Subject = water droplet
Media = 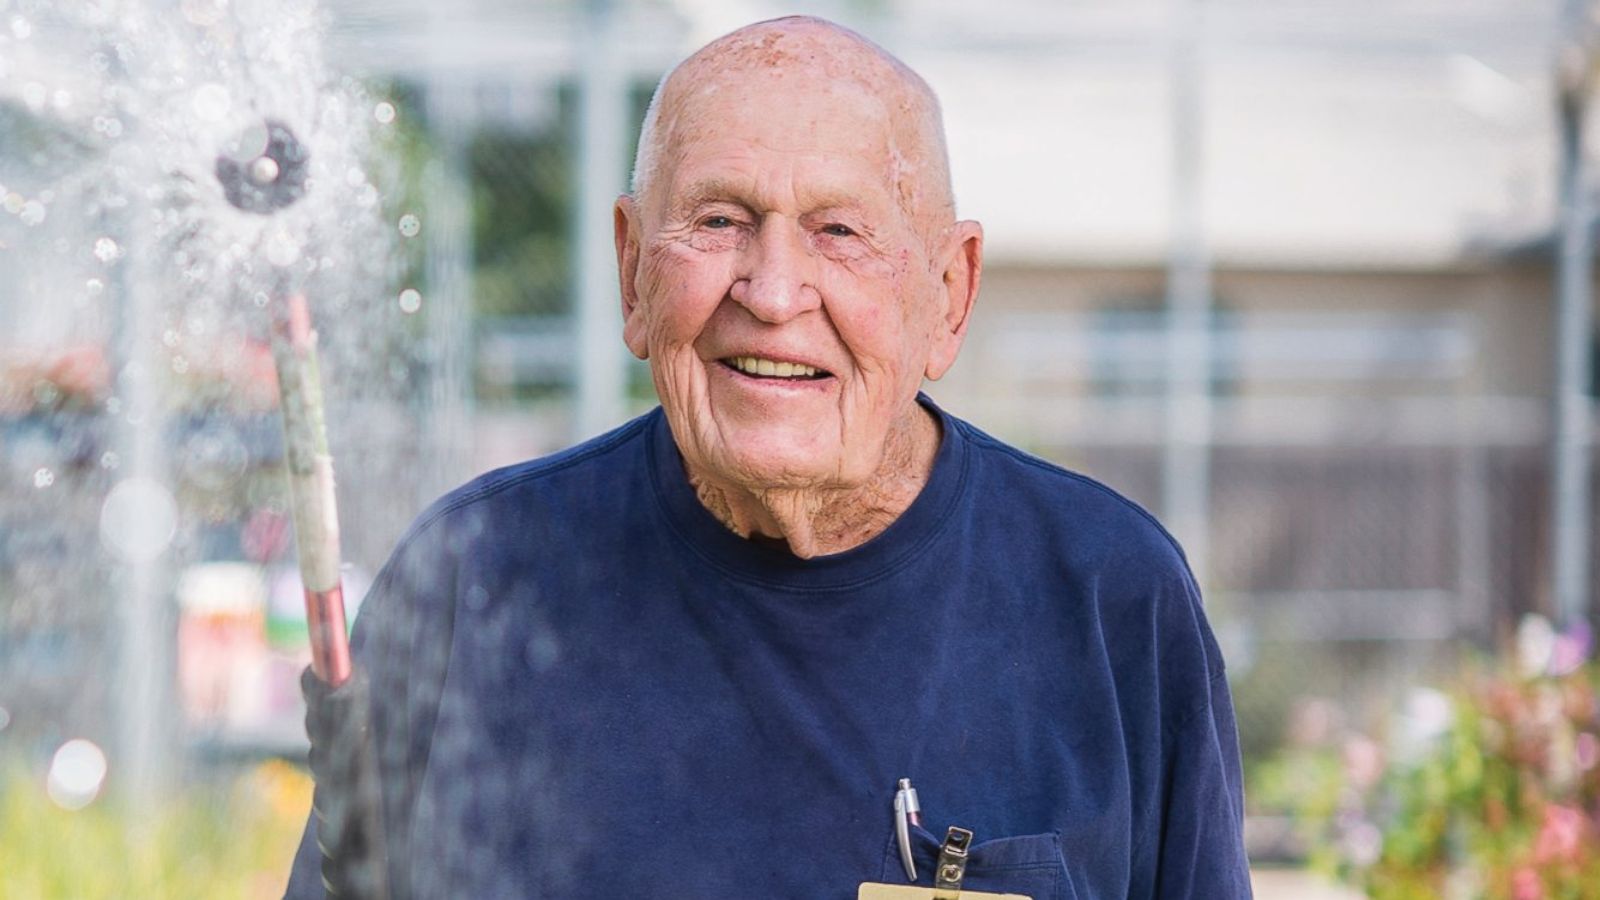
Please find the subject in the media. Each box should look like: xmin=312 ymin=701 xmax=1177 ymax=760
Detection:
xmin=33 ymin=467 xmax=54 ymax=489
xmin=398 ymin=288 xmax=422 ymax=314
xmin=264 ymin=229 xmax=301 ymax=267
xmin=181 ymin=428 xmax=247 ymax=490
xmin=3 ymin=193 xmax=22 ymax=214
xmin=86 ymin=278 xmax=104 ymax=296
xmin=52 ymin=89 xmax=72 ymax=111
xmin=22 ymin=82 xmax=46 ymax=111
xmin=11 ymin=16 xmax=32 ymax=40
xmin=19 ymin=200 xmax=45 ymax=226
xmin=100 ymin=477 xmax=179 ymax=563
xmin=47 ymin=739 xmax=108 ymax=811
xmin=90 ymin=52 xmax=110 ymax=74
xmin=93 ymin=237 xmax=121 ymax=262
xmin=356 ymin=184 xmax=379 ymax=208
xmin=373 ymin=101 xmax=397 ymax=125
xmin=252 ymin=291 xmax=269 ymax=308
xmin=104 ymin=118 xmax=124 ymax=138
xmin=526 ymin=632 xmax=560 ymax=671
xmin=171 ymin=355 xmax=189 ymax=375
xmin=248 ymin=156 xmax=280 ymax=185
xmin=100 ymin=451 xmax=120 ymax=470
xmin=397 ymin=213 xmax=420 ymax=238
xmin=162 ymin=329 xmax=180 ymax=348
xmin=192 ymin=83 xmax=232 ymax=122
xmin=180 ymin=0 xmax=227 ymax=26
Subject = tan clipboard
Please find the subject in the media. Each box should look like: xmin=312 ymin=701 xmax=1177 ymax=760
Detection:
xmin=858 ymin=883 xmax=1032 ymax=900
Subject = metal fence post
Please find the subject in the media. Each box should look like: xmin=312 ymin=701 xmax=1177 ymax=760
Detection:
xmin=573 ymin=0 xmax=631 ymax=440
xmin=1553 ymin=0 xmax=1596 ymax=630
xmin=1163 ymin=0 xmax=1215 ymax=590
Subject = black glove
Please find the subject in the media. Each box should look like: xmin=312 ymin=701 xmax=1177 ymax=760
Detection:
xmin=302 ymin=666 xmax=391 ymax=900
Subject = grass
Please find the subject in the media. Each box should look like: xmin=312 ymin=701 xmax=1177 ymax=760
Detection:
xmin=1 ymin=758 xmax=311 ymax=899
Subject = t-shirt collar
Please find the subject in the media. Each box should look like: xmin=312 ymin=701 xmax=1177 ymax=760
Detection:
xmin=647 ymin=392 xmax=969 ymax=591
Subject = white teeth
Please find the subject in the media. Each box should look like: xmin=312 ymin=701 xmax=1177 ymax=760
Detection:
xmin=730 ymin=356 xmax=819 ymax=378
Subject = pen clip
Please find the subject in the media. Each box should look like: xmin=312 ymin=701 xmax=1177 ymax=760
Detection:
xmin=893 ymin=777 xmax=921 ymax=881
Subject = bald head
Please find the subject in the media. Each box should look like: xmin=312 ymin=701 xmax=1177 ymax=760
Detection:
xmin=610 ymin=16 xmax=985 ymax=534
xmin=631 ymin=17 xmax=955 ymax=233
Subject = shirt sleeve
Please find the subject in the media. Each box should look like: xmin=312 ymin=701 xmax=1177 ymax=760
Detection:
xmin=1152 ymin=668 xmax=1253 ymax=898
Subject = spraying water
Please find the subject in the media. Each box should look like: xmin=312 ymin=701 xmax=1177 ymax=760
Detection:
xmin=0 ymin=0 xmax=418 ymax=831
xmin=2 ymin=0 xmax=391 ymax=320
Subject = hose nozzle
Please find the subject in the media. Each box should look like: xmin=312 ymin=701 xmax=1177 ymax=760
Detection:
xmin=215 ymin=118 xmax=309 ymax=214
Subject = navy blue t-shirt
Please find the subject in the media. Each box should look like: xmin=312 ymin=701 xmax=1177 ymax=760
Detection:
xmin=286 ymin=397 xmax=1251 ymax=898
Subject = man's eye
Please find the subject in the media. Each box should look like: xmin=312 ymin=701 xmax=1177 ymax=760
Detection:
xmin=821 ymin=223 xmax=855 ymax=237
xmin=702 ymin=215 xmax=734 ymax=229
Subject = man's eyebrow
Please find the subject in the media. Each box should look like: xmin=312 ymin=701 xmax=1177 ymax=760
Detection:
xmin=669 ymin=177 xmax=752 ymax=214
xmin=669 ymin=177 xmax=875 ymax=218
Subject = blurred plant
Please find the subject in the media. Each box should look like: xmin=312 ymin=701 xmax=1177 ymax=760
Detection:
xmin=0 ymin=757 xmax=310 ymax=898
xmin=1258 ymin=615 xmax=1600 ymax=899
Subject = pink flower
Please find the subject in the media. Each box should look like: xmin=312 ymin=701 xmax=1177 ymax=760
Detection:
xmin=1512 ymin=866 xmax=1543 ymax=900
xmin=1342 ymin=736 xmax=1384 ymax=790
xmin=1577 ymin=732 xmax=1600 ymax=771
xmin=1533 ymin=803 xmax=1589 ymax=865
xmin=1548 ymin=621 xmax=1593 ymax=676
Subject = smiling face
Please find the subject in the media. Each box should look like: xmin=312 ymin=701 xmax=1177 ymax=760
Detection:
xmin=616 ymin=27 xmax=981 ymax=498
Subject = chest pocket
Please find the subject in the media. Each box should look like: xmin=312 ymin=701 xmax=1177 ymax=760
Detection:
xmin=880 ymin=825 xmax=1075 ymax=900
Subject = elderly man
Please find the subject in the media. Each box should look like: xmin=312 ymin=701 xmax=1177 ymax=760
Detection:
xmin=287 ymin=16 xmax=1249 ymax=900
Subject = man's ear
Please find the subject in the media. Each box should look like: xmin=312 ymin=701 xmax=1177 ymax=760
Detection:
xmin=924 ymin=219 xmax=983 ymax=381
xmin=614 ymin=195 xmax=649 ymax=360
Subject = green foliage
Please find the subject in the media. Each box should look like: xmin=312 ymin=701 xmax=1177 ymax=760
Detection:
xmin=0 ymin=759 xmax=310 ymax=899
xmin=369 ymin=80 xmax=432 ymax=325
xmin=468 ymin=121 xmax=572 ymax=319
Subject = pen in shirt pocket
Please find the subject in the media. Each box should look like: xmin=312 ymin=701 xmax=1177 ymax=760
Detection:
xmin=894 ymin=777 xmax=922 ymax=880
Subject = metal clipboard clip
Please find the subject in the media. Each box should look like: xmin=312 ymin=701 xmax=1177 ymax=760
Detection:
xmin=932 ymin=826 xmax=973 ymax=900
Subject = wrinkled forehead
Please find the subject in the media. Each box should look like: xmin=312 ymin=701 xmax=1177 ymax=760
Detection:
xmin=649 ymin=41 xmax=937 ymax=225
xmin=665 ymin=71 xmax=894 ymax=163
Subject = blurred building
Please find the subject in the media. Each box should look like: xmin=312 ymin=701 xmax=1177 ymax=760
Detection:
xmin=0 ymin=0 xmax=1594 ymax=792
xmin=317 ymin=0 xmax=1597 ymax=754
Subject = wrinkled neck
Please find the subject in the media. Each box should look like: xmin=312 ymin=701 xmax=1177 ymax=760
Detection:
xmin=685 ymin=403 xmax=941 ymax=559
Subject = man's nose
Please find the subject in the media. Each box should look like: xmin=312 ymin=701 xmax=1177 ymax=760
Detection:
xmin=729 ymin=219 xmax=822 ymax=323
